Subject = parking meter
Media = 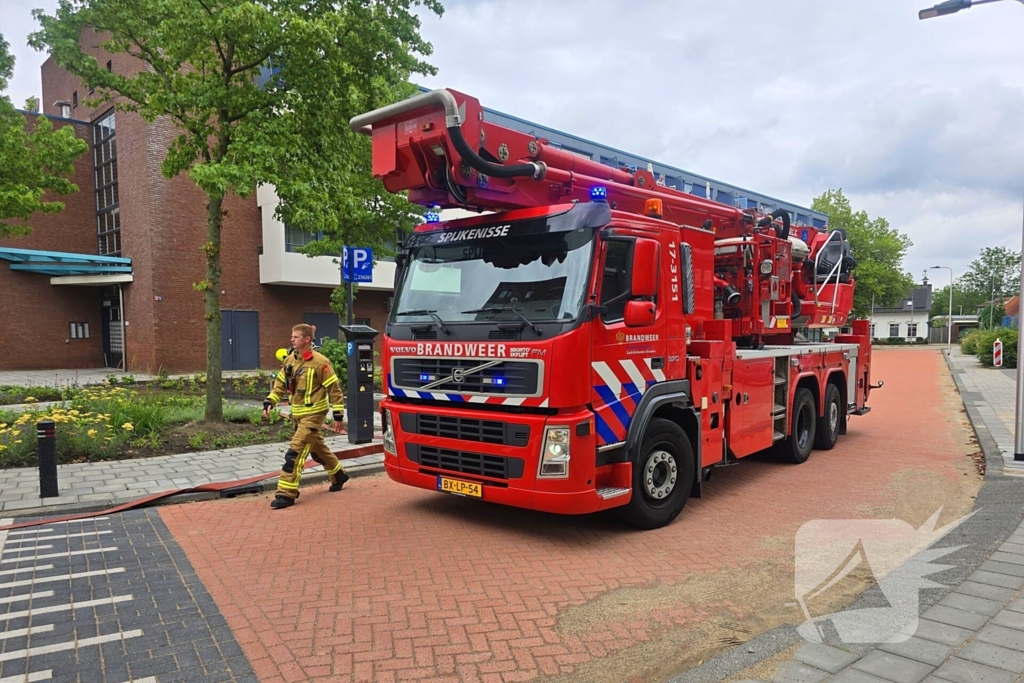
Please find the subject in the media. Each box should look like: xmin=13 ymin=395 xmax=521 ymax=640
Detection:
xmin=340 ymin=324 xmax=379 ymax=444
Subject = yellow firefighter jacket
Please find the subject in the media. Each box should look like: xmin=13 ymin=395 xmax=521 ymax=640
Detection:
xmin=266 ymin=349 xmax=344 ymax=418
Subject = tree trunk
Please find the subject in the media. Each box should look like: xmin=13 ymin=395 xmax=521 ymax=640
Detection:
xmin=204 ymin=192 xmax=225 ymax=422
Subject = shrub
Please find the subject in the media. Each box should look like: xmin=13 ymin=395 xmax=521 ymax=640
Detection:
xmin=319 ymin=337 xmax=348 ymax=386
xmin=961 ymin=330 xmax=980 ymax=355
xmin=0 ymin=385 xmax=68 ymax=406
xmin=975 ymin=328 xmax=1018 ymax=368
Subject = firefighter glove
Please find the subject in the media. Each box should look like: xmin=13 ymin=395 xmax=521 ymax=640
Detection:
xmin=333 ymin=411 xmax=344 ymax=423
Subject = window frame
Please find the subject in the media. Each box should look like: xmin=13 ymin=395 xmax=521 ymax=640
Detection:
xmin=597 ymin=237 xmax=636 ymax=324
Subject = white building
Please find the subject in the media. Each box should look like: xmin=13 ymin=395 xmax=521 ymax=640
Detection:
xmin=866 ymin=281 xmax=933 ymax=341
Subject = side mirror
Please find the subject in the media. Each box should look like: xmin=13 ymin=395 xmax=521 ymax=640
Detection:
xmin=631 ymin=238 xmax=659 ymax=298
xmin=624 ymin=300 xmax=656 ymax=327
xmin=393 ymin=252 xmax=408 ymax=291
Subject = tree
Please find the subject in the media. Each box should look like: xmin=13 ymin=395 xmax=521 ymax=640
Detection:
xmin=32 ymin=0 xmax=442 ymax=420
xmin=0 ymin=33 xmax=87 ymax=239
xmin=959 ymin=246 xmax=1020 ymax=306
xmin=811 ymin=189 xmax=914 ymax=318
xmin=928 ymin=284 xmax=985 ymax=320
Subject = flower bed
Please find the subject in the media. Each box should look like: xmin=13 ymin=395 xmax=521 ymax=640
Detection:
xmin=0 ymin=385 xmax=292 ymax=468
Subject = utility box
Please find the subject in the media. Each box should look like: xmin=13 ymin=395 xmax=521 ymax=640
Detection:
xmin=340 ymin=324 xmax=379 ymax=444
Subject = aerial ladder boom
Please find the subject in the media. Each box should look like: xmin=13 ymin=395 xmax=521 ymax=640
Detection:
xmin=351 ymin=88 xmax=857 ymax=338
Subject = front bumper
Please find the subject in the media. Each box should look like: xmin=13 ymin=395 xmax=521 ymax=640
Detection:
xmin=382 ymin=399 xmax=631 ymax=515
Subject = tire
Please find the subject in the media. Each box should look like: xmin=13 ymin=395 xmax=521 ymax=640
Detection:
xmin=814 ymin=383 xmax=841 ymax=450
xmin=621 ymin=418 xmax=696 ymax=530
xmin=777 ymin=387 xmax=816 ymax=464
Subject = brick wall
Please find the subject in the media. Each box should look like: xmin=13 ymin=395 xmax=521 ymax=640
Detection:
xmin=0 ymin=116 xmax=103 ymax=370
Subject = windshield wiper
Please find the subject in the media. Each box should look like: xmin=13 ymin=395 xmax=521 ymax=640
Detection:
xmin=461 ymin=305 xmax=543 ymax=336
xmin=395 ymin=309 xmax=451 ymax=336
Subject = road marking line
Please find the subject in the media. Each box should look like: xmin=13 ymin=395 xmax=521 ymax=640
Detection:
xmin=0 ymin=670 xmax=53 ymax=683
xmin=6 ymin=531 xmax=113 ymax=544
xmin=118 ymin=678 xmax=158 ymax=683
xmin=0 ymin=565 xmax=54 ymax=578
xmin=0 ymin=567 xmax=125 ymax=589
xmin=6 ymin=529 xmax=54 ymax=536
xmin=0 ymin=629 xmax=143 ymax=663
xmin=2 ymin=545 xmax=54 ymax=554
xmin=0 ymin=594 xmax=133 ymax=623
xmin=0 ymin=624 xmax=55 ymax=641
xmin=1 ymin=547 xmax=117 ymax=564
xmin=0 ymin=590 xmax=55 ymax=606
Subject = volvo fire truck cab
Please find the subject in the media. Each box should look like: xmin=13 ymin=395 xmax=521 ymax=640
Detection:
xmin=356 ymin=89 xmax=875 ymax=529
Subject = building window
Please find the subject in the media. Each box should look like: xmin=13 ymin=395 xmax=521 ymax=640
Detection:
xmin=106 ymin=60 xmax=112 ymax=72
xmin=70 ymin=322 xmax=90 ymax=339
xmin=907 ymin=323 xmax=918 ymax=338
xmin=889 ymin=323 xmax=900 ymax=337
xmin=93 ymin=111 xmax=121 ymax=255
xmin=284 ymin=224 xmax=321 ymax=252
xmin=72 ymin=91 xmax=78 ymax=108
xmin=355 ymin=317 xmax=371 ymax=326
xmin=869 ymin=324 xmax=876 ymax=338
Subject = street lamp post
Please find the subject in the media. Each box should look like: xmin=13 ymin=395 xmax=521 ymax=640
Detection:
xmin=919 ymin=0 xmax=1024 ymax=20
xmin=929 ymin=266 xmax=954 ymax=350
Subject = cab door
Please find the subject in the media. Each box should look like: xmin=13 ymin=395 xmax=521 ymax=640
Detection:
xmin=590 ymin=231 xmax=668 ymax=448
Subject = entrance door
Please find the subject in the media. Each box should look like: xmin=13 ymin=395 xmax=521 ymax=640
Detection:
xmin=101 ymin=289 xmax=123 ymax=369
xmin=221 ymin=310 xmax=260 ymax=370
xmin=304 ymin=312 xmax=340 ymax=347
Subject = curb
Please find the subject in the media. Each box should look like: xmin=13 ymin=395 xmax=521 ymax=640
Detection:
xmin=3 ymin=458 xmax=385 ymax=519
xmin=669 ymin=348 xmax=1024 ymax=683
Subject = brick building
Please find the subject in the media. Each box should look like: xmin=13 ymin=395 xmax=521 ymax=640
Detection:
xmin=1 ymin=42 xmax=824 ymax=374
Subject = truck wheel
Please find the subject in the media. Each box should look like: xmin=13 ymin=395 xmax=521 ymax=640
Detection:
xmin=778 ymin=387 xmax=816 ymax=464
xmin=621 ymin=418 xmax=695 ymax=530
xmin=814 ymin=384 xmax=841 ymax=450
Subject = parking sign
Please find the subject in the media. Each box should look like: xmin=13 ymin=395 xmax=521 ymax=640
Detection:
xmin=343 ymin=247 xmax=373 ymax=283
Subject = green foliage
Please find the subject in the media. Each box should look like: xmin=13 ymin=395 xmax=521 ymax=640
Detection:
xmin=30 ymin=0 xmax=442 ymax=421
xmin=811 ymin=189 xmax=914 ymax=318
xmin=973 ymin=328 xmax=1018 ymax=368
xmin=929 ymin=248 xmax=1021 ymax=320
xmin=319 ymin=337 xmax=348 ymax=386
xmin=0 ymin=32 xmax=88 ymax=238
xmin=961 ymin=330 xmax=980 ymax=355
xmin=0 ymin=385 xmax=73 ymax=406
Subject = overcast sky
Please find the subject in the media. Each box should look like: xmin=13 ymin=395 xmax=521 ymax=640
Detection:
xmin=4 ymin=0 xmax=1024 ymax=285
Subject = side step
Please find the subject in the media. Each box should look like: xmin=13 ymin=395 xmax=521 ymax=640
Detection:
xmin=850 ymin=406 xmax=872 ymax=416
xmin=597 ymin=487 xmax=630 ymax=500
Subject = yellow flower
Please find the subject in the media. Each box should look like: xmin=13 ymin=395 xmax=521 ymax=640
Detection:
xmin=0 ymin=445 xmax=5 ymax=452
xmin=104 ymin=436 xmax=113 ymax=442
xmin=121 ymin=422 xmax=134 ymax=431
xmin=0 ymin=423 xmax=6 ymax=429
xmin=87 ymin=429 xmax=98 ymax=438
xmin=14 ymin=440 xmax=21 ymax=444
xmin=11 ymin=430 xmax=20 ymax=437
xmin=68 ymin=410 xmax=79 ymax=415
xmin=23 ymin=396 xmax=37 ymax=403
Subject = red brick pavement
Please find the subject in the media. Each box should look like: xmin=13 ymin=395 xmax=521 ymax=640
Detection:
xmin=160 ymin=347 xmax=978 ymax=683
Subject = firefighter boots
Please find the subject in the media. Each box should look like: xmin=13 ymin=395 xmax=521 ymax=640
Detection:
xmin=329 ymin=470 xmax=350 ymax=492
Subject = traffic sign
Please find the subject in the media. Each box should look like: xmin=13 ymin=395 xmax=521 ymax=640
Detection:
xmin=995 ymin=338 xmax=1004 ymax=367
xmin=343 ymin=247 xmax=373 ymax=283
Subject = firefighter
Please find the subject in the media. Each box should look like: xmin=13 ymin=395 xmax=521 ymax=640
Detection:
xmin=263 ymin=324 xmax=348 ymax=509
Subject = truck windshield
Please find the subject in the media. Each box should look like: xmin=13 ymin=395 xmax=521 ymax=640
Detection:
xmin=392 ymin=227 xmax=594 ymax=324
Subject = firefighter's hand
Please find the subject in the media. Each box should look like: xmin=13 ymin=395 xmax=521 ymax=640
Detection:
xmin=331 ymin=415 xmax=345 ymax=433
xmin=262 ymin=401 xmax=272 ymax=421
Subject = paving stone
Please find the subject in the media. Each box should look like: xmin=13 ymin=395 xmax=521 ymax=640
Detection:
xmin=996 ymin=542 xmax=1024 ymax=555
xmin=1005 ymin=598 xmax=1024 ymax=614
xmin=771 ymin=661 xmax=830 ymax=683
xmin=989 ymin=552 xmax=1024 ymax=566
xmin=912 ymin=619 xmax=975 ymax=647
xmin=933 ymin=657 xmax=1018 ymax=683
xmin=980 ymin=561 xmax=1024 ymax=578
xmin=922 ymin=605 xmax=991 ymax=631
xmin=878 ymin=637 xmax=954 ymax=666
xmin=970 ymin=571 xmax=1024 ymax=590
xmin=956 ymin=582 xmax=1019 ymax=602
xmin=851 ymin=650 xmax=935 ymax=683
xmin=990 ymin=609 xmax=1024 ymax=631
xmin=828 ymin=670 xmax=892 ymax=683
xmin=958 ymin=640 xmax=1024 ymax=674
xmin=939 ymin=593 xmax=1005 ymax=616
xmin=794 ymin=643 xmax=860 ymax=673
xmin=978 ymin=624 xmax=1024 ymax=652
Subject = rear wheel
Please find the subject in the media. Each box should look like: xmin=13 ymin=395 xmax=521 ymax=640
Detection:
xmin=777 ymin=387 xmax=816 ymax=464
xmin=621 ymin=418 xmax=696 ymax=530
xmin=814 ymin=383 xmax=842 ymax=450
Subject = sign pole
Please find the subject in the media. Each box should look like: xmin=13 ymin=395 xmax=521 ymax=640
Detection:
xmin=1014 ymin=189 xmax=1024 ymax=460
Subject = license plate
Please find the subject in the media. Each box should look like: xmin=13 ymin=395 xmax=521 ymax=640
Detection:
xmin=437 ymin=476 xmax=482 ymax=498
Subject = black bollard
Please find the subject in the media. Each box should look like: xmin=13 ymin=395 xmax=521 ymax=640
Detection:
xmin=37 ymin=420 xmax=58 ymax=498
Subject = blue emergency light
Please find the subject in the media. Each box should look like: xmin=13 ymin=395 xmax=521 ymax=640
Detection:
xmin=420 ymin=374 xmax=432 ymax=382
xmin=590 ymin=186 xmax=608 ymax=202
xmin=424 ymin=212 xmax=440 ymax=223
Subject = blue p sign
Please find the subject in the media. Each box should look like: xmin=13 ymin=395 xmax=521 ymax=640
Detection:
xmin=343 ymin=247 xmax=374 ymax=283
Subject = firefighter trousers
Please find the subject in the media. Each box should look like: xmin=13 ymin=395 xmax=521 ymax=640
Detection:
xmin=276 ymin=412 xmax=346 ymax=500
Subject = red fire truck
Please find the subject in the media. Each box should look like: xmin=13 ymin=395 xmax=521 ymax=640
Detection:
xmin=350 ymin=89 xmax=878 ymax=529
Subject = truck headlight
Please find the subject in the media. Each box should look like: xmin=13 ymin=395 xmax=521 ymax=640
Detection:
xmin=383 ymin=409 xmax=396 ymax=455
xmin=539 ymin=427 xmax=570 ymax=477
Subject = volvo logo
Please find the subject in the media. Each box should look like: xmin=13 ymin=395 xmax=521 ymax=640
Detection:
xmin=452 ymin=368 xmax=466 ymax=383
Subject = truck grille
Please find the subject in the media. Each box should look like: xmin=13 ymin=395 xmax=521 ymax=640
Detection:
xmin=392 ymin=358 xmax=540 ymax=396
xmin=407 ymin=445 xmax=525 ymax=480
xmin=399 ymin=413 xmax=530 ymax=446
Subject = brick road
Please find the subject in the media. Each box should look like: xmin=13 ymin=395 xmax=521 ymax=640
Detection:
xmin=159 ymin=347 xmax=980 ymax=683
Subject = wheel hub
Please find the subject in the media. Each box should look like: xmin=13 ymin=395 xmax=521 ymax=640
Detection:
xmin=830 ymin=401 xmax=839 ymax=433
xmin=643 ymin=449 xmax=677 ymax=500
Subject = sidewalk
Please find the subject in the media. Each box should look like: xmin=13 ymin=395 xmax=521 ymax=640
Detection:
xmin=0 ymin=367 xmax=258 ymax=388
xmin=672 ymin=347 xmax=1024 ymax=683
